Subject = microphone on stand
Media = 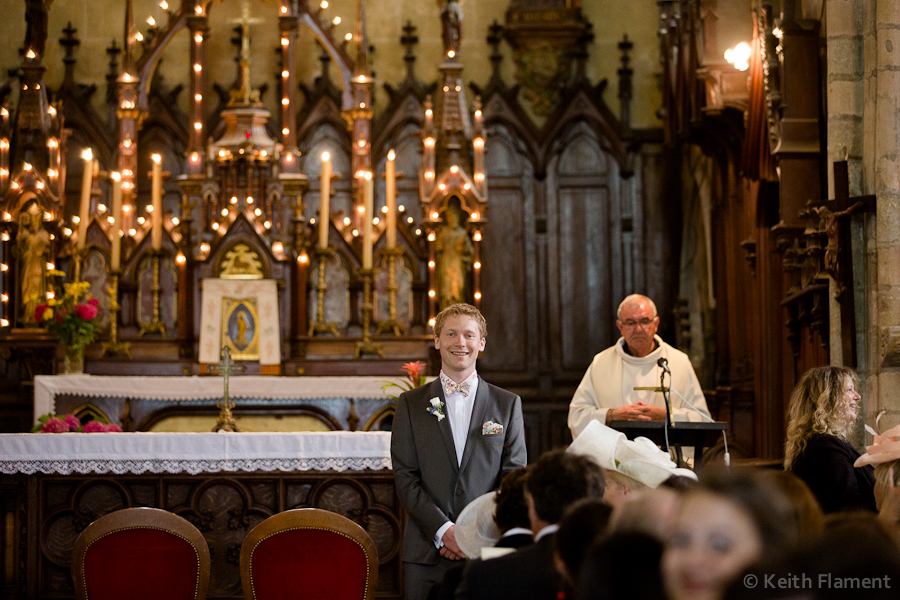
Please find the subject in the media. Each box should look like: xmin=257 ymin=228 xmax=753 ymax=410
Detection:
xmin=657 ymin=357 xmax=675 ymax=429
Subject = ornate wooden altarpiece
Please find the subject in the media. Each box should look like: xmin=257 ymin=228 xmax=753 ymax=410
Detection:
xmin=0 ymin=1 xmax=689 ymax=597
xmin=0 ymin=0 xmax=663 ymax=455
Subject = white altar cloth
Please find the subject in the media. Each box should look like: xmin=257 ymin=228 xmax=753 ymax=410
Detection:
xmin=0 ymin=431 xmax=392 ymax=475
xmin=34 ymin=375 xmax=392 ymax=422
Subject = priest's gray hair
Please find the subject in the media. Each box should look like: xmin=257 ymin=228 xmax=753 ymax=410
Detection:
xmin=616 ymin=294 xmax=658 ymax=321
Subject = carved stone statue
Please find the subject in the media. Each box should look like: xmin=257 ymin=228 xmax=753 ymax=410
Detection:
xmin=17 ymin=204 xmax=50 ymax=325
xmin=435 ymin=200 xmax=473 ymax=309
xmin=441 ymin=0 xmax=463 ymax=55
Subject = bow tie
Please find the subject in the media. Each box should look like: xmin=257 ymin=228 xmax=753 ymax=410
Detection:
xmin=441 ymin=374 xmax=471 ymax=397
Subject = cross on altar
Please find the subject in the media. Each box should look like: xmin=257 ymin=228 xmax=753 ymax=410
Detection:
xmin=815 ymin=161 xmax=876 ymax=367
xmin=209 ymin=346 xmax=246 ymax=432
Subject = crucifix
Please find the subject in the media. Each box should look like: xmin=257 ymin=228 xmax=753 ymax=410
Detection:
xmin=813 ymin=161 xmax=876 ymax=367
xmin=229 ymin=0 xmax=263 ymax=106
xmin=209 ymin=346 xmax=246 ymax=432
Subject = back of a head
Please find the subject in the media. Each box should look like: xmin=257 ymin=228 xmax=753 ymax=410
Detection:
xmin=554 ymin=498 xmax=614 ymax=585
xmin=527 ymin=449 xmax=606 ymax=525
xmin=613 ymin=487 xmax=683 ymax=541
xmin=494 ymin=466 xmax=530 ymax=532
xmin=764 ymin=470 xmax=824 ymax=546
xmin=579 ymin=531 xmax=666 ymax=600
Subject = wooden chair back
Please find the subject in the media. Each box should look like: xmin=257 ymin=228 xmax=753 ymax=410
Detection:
xmin=240 ymin=508 xmax=378 ymax=600
xmin=72 ymin=507 xmax=210 ymax=600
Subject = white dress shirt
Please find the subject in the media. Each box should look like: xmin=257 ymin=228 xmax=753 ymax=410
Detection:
xmin=433 ymin=370 xmax=480 ymax=549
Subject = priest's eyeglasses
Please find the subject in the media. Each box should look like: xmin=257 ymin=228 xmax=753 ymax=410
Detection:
xmin=621 ymin=318 xmax=656 ymax=329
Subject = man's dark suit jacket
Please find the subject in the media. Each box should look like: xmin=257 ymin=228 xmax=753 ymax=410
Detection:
xmin=454 ymin=534 xmax=561 ymax=600
xmin=391 ymin=376 xmax=527 ymax=565
xmin=426 ymin=533 xmax=535 ymax=600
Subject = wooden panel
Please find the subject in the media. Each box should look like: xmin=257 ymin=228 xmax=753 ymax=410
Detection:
xmin=479 ymin=189 xmax=528 ymax=372
xmin=2 ymin=471 xmax=402 ymax=600
xmin=558 ymin=186 xmax=612 ymax=371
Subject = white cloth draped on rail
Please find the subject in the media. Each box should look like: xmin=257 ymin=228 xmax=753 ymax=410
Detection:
xmin=33 ymin=375 xmax=392 ymax=419
xmin=0 ymin=431 xmax=392 ymax=475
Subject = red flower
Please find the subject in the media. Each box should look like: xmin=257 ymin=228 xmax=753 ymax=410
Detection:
xmin=75 ymin=303 xmax=98 ymax=320
xmin=87 ymin=297 xmax=100 ymax=307
xmin=41 ymin=417 xmax=69 ymax=433
xmin=401 ymin=361 xmax=426 ymax=385
xmin=82 ymin=420 xmax=106 ymax=433
xmin=64 ymin=414 xmax=81 ymax=431
xmin=35 ymin=304 xmax=47 ymax=322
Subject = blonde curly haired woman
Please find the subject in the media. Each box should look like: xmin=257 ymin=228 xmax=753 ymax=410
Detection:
xmin=784 ymin=366 xmax=875 ymax=513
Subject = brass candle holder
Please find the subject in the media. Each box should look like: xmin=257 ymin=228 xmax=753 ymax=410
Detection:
xmin=354 ymin=268 xmax=384 ymax=358
xmin=101 ymin=270 xmax=132 ymax=357
xmin=376 ymin=247 xmax=406 ymax=336
xmin=139 ymin=250 xmax=167 ymax=336
xmin=308 ymin=246 xmax=340 ymax=336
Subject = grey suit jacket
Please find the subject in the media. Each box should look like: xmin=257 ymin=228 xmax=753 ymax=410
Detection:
xmin=391 ymin=376 xmax=527 ymax=565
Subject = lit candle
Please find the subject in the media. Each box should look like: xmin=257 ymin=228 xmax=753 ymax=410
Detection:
xmin=318 ymin=151 xmax=331 ymax=249
xmin=363 ymin=171 xmax=373 ymax=269
xmin=150 ymin=154 xmax=163 ymax=250
xmin=77 ymin=149 xmax=93 ymax=250
xmin=386 ymin=149 xmax=397 ymax=249
xmin=110 ymin=172 xmax=122 ymax=270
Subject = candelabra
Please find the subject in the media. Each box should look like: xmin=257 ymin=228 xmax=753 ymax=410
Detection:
xmin=101 ymin=271 xmax=132 ymax=357
xmin=354 ymin=268 xmax=384 ymax=358
xmin=139 ymin=250 xmax=167 ymax=336
xmin=376 ymin=247 xmax=406 ymax=336
xmin=308 ymin=246 xmax=340 ymax=336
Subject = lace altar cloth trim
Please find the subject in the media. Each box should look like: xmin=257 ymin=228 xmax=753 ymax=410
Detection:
xmin=0 ymin=431 xmax=393 ymax=475
xmin=34 ymin=375 xmax=393 ymax=420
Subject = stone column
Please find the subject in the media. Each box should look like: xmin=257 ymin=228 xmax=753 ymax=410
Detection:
xmin=867 ymin=0 xmax=900 ymax=428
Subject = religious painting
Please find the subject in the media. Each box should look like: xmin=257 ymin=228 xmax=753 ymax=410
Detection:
xmin=199 ymin=278 xmax=280 ymax=366
xmin=221 ymin=297 xmax=259 ymax=360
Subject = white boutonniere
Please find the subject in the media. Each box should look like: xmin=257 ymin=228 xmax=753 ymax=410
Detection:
xmin=427 ymin=397 xmax=446 ymax=421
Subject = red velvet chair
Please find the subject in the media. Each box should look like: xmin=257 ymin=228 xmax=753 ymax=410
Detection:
xmin=240 ymin=508 xmax=379 ymax=600
xmin=71 ymin=507 xmax=210 ymax=600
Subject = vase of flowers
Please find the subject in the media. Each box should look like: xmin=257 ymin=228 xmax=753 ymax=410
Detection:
xmin=33 ymin=273 xmax=102 ymax=374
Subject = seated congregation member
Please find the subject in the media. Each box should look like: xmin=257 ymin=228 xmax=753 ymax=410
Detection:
xmin=552 ymin=498 xmax=613 ymax=596
xmin=724 ymin=512 xmax=900 ymax=600
xmin=426 ymin=467 xmax=532 ymax=600
xmin=568 ymin=294 xmax=709 ymax=437
xmin=854 ymin=423 xmax=900 ymax=531
xmin=490 ymin=466 xmax=534 ymax=550
xmin=784 ymin=366 xmax=876 ymax=513
xmin=662 ymin=467 xmax=807 ymax=600
xmin=566 ymin=419 xmax=697 ymax=511
xmin=578 ymin=532 xmax=666 ymax=600
xmin=455 ymin=449 xmax=606 ymax=600
xmin=391 ymin=303 xmax=527 ymax=600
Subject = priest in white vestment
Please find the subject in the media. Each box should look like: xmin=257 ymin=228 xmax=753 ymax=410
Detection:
xmin=568 ymin=294 xmax=710 ymax=437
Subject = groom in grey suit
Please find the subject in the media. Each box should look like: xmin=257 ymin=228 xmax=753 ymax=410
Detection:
xmin=391 ymin=303 xmax=527 ymax=599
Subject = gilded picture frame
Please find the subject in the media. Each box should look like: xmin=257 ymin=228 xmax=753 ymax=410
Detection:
xmin=221 ymin=297 xmax=260 ymax=360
